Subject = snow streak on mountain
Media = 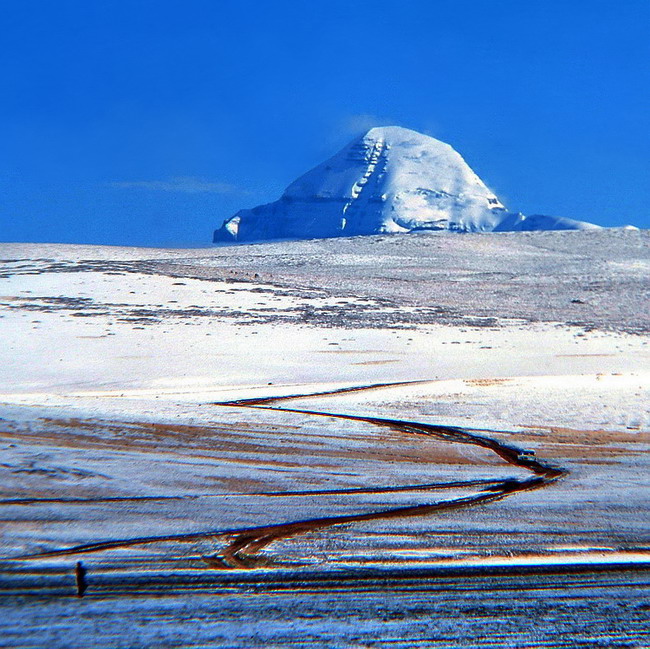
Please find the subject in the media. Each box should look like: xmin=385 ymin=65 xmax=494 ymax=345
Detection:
xmin=214 ymin=126 xmax=599 ymax=243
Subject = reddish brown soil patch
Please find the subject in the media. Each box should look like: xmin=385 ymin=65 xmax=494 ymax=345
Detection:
xmin=465 ymin=378 xmax=511 ymax=387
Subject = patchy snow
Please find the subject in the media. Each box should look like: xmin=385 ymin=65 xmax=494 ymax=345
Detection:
xmin=0 ymin=231 xmax=647 ymax=644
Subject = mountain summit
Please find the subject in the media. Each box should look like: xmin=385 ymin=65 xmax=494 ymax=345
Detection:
xmin=214 ymin=126 xmax=598 ymax=242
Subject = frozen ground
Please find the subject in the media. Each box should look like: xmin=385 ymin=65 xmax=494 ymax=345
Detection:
xmin=0 ymin=229 xmax=648 ymax=647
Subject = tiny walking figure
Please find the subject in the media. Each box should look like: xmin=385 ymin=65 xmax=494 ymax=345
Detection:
xmin=75 ymin=561 xmax=87 ymax=597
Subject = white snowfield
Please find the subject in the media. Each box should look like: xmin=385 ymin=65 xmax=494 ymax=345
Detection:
xmin=0 ymin=231 xmax=649 ymax=648
xmin=214 ymin=126 xmax=599 ymax=242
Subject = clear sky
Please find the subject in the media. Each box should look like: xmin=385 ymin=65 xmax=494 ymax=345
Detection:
xmin=2 ymin=0 xmax=649 ymax=246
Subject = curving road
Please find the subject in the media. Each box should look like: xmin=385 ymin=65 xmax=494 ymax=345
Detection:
xmin=14 ymin=382 xmax=567 ymax=569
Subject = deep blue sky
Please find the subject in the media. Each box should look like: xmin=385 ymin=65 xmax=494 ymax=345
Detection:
xmin=2 ymin=0 xmax=649 ymax=246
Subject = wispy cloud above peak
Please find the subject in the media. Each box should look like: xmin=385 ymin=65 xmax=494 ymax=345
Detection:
xmin=340 ymin=114 xmax=398 ymax=136
xmin=109 ymin=176 xmax=239 ymax=194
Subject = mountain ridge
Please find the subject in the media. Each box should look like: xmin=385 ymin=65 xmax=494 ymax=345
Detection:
xmin=214 ymin=126 xmax=599 ymax=243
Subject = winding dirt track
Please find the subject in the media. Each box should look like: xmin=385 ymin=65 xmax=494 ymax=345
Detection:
xmin=13 ymin=383 xmax=567 ymax=568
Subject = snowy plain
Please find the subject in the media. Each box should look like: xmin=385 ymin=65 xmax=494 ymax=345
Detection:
xmin=0 ymin=229 xmax=648 ymax=647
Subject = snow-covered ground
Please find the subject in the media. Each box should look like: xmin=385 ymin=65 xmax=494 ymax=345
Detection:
xmin=1 ymin=229 xmax=648 ymax=646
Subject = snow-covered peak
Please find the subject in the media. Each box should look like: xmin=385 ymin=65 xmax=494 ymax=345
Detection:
xmin=214 ymin=126 xmax=598 ymax=242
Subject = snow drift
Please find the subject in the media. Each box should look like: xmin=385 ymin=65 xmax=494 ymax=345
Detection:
xmin=214 ymin=126 xmax=599 ymax=243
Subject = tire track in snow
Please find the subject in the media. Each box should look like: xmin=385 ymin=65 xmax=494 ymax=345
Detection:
xmin=0 ymin=478 xmax=503 ymax=507
xmin=11 ymin=381 xmax=566 ymax=567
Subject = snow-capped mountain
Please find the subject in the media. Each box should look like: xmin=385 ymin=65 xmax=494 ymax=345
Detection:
xmin=214 ymin=126 xmax=599 ymax=242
